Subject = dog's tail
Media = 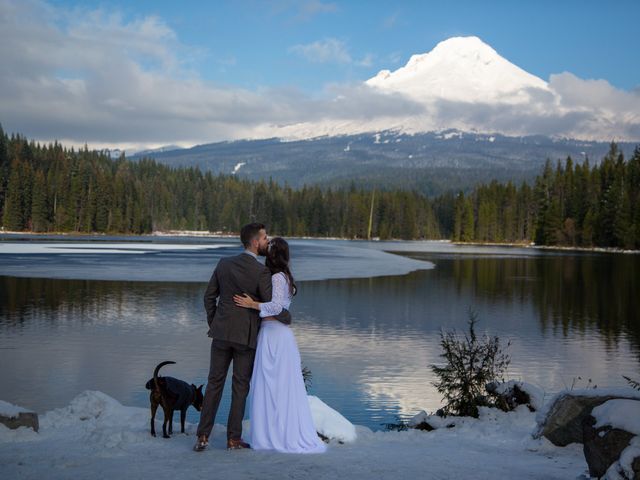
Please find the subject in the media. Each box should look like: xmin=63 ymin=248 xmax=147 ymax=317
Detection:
xmin=151 ymin=361 xmax=176 ymax=391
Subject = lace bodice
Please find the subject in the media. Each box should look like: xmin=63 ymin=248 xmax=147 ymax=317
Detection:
xmin=258 ymin=272 xmax=292 ymax=317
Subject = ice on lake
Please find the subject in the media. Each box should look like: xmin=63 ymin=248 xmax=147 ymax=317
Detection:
xmin=0 ymin=237 xmax=435 ymax=282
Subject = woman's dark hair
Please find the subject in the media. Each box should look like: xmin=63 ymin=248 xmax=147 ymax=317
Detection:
xmin=265 ymin=237 xmax=297 ymax=296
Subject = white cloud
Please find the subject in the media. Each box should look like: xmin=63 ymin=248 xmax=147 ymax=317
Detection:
xmin=288 ymin=38 xmax=352 ymax=64
xmin=356 ymin=53 xmax=375 ymax=67
xmin=0 ymin=1 xmax=420 ymax=149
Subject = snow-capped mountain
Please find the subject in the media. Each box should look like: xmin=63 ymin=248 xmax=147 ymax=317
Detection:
xmin=365 ymin=36 xmax=549 ymax=105
xmin=273 ymin=36 xmax=637 ymax=142
xmin=130 ymin=36 xmax=638 ymax=193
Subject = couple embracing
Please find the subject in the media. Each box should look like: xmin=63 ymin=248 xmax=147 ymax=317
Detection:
xmin=193 ymin=223 xmax=326 ymax=454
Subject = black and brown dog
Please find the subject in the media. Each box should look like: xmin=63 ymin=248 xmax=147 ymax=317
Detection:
xmin=145 ymin=361 xmax=204 ymax=438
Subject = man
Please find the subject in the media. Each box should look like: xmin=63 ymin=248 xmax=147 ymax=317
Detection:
xmin=194 ymin=223 xmax=291 ymax=451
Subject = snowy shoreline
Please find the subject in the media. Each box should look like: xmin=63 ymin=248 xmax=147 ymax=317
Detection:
xmin=0 ymin=390 xmax=587 ymax=479
xmin=452 ymin=240 xmax=640 ymax=255
xmin=2 ymin=230 xmax=638 ymax=254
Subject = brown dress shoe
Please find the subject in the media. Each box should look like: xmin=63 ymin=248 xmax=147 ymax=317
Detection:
xmin=193 ymin=435 xmax=209 ymax=452
xmin=227 ymin=438 xmax=250 ymax=450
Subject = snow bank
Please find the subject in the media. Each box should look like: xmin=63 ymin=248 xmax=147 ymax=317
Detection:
xmin=0 ymin=390 xmax=587 ymax=479
xmin=593 ymin=399 xmax=640 ymax=436
xmin=308 ymin=395 xmax=357 ymax=443
xmin=0 ymin=400 xmax=30 ymax=419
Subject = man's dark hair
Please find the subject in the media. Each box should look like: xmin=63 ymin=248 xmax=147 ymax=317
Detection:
xmin=240 ymin=223 xmax=266 ymax=248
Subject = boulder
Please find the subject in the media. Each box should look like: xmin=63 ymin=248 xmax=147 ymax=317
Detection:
xmin=588 ymin=398 xmax=640 ymax=479
xmin=0 ymin=412 xmax=39 ymax=432
xmin=534 ymin=393 xmax=638 ymax=447
xmin=600 ymin=440 xmax=640 ymax=480
xmin=582 ymin=415 xmax=635 ymax=478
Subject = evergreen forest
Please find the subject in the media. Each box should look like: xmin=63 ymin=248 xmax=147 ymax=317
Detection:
xmin=1 ymin=125 xmax=639 ymax=249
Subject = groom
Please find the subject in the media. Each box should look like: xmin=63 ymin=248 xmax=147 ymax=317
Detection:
xmin=194 ymin=223 xmax=291 ymax=451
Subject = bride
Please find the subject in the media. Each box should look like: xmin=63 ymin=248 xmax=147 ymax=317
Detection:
xmin=233 ymin=237 xmax=327 ymax=454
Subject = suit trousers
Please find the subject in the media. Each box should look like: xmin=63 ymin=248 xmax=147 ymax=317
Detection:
xmin=196 ymin=339 xmax=256 ymax=440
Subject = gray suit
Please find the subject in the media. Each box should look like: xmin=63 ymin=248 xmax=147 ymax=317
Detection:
xmin=197 ymin=252 xmax=291 ymax=440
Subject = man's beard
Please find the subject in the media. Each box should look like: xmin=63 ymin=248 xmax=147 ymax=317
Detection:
xmin=258 ymin=244 xmax=268 ymax=256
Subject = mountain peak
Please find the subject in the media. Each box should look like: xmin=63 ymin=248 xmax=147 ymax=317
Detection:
xmin=406 ymin=36 xmax=498 ymax=67
xmin=366 ymin=36 xmax=548 ymax=104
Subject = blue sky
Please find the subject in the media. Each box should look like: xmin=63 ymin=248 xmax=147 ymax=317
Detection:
xmin=1 ymin=0 xmax=639 ymax=147
xmin=49 ymin=0 xmax=639 ymax=92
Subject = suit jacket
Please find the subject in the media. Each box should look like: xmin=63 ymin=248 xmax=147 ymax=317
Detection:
xmin=204 ymin=253 xmax=291 ymax=349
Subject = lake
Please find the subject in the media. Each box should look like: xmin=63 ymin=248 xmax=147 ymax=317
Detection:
xmin=0 ymin=235 xmax=638 ymax=430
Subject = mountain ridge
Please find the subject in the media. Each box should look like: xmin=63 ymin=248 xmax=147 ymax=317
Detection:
xmin=131 ymin=129 xmax=637 ymax=196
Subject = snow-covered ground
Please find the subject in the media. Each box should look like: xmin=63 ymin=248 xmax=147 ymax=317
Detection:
xmin=0 ymin=390 xmax=587 ymax=479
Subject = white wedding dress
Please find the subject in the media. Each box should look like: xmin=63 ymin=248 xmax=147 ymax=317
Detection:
xmin=249 ymin=272 xmax=327 ymax=454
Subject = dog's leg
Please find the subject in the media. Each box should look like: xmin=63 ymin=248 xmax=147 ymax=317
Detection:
xmin=162 ymin=405 xmax=171 ymax=438
xmin=168 ymin=408 xmax=174 ymax=435
xmin=180 ymin=408 xmax=187 ymax=434
xmin=150 ymin=395 xmax=158 ymax=437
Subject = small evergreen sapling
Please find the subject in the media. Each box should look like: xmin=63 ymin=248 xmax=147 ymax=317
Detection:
xmin=431 ymin=312 xmax=511 ymax=418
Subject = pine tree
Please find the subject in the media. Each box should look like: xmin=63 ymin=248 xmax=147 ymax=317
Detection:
xmin=461 ymin=197 xmax=475 ymax=242
xmin=31 ymin=170 xmax=48 ymax=232
xmin=2 ymin=161 xmax=24 ymax=230
xmin=613 ymin=189 xmax=633 ymax=249
xmin=431 ymin=313 xmax=511 ymax=418
xmin=452 ymin=192 xmax=465 ymax=241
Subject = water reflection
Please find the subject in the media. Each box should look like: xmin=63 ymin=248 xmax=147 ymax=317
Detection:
xmin=0 ymin=250 xmax=638 ymax=429
xmin=400 ymin=252 xmax=640 ymax=349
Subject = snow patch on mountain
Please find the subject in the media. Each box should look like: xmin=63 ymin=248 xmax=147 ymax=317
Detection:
xmin=232 ymin=162 xmax=246 ymax=174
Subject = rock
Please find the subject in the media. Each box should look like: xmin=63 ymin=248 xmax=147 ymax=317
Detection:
xmin=0 ymin=412 xmax=39 ymax=432
xmin=582 ymin=415 xmax=635 ymax=478
xmin=534 ymin=393 xmax=638 ymax=447
xmin=408 ymin=410 xmax=456 ymax=431
xmin=487 ymin=381 xmax=536 ymax=412
xmin=412 ymin=420 xmax=436 ymax=432
xmin=488 ymin=380 xmax=545 ymax=412
xmin=601 ymin=440 xmax=640 ymax=480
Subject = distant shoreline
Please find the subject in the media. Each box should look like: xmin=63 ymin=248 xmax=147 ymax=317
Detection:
xmin=1 ymin=229 xmax=638 ymax=254
xmin=450 ymin=240 xmax=640 ymax=254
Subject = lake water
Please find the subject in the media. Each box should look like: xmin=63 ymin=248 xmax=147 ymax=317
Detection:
xmin=0 ymin=235 xmax=638 ymax=431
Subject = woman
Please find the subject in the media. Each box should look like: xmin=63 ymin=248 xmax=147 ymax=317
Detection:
xmin=233 ymin=237 xmax=327 ymax=454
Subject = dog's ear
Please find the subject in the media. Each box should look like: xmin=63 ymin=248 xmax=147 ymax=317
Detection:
xmin=198 ymin=384 xmax=204 ymax=390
